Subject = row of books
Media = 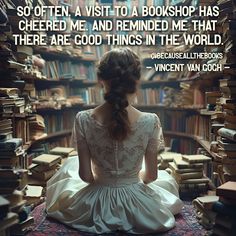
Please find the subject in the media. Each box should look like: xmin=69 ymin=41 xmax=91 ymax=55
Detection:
xmin=41 ymin=60 xmax=96 ymax=81
xmin=70 ymin=87 xmax=104 ymax=105
xmin=163 ymin=112 xmax=211 ymax=140
xmin=43 ymin=110 xmax=77 ymax=134
xmin=34 ymin=86 xmax=83 ymax=110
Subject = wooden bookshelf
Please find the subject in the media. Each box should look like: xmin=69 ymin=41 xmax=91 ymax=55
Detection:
xmin=33 ymin=47 xmax=97 ymax=62
xmin=36 ymin=104 xmax=84 ymax=113
xmin=164 ymin=131 xmax=218 ymax=159
xmin=24 ymin=129 xmax=72 ymax=151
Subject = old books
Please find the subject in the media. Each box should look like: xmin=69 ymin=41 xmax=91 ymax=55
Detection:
xmin=0 ymin=196 xmax=10 ymax=220
xmin=158 ymin=152 xmax=182 ymax=169
xmin=30 ymin=153 xmax=61 ymax=186
xmin=49 ymin=146 xmax=75 ymax=158
xmin=192 ymin=195 xmax=219 ymax=229
xmin=24 ymin=185 xmax=43 ymax=206
xmin=211 ymin=180 xmax=236 ymax=235
xmin=32 ymin=154 xmax=61 ymax=167
xmin=170 ymin=154 xmax=211 ymax=196
xmin=216 ymin=181 xmax=236 ymax=198
xmin=182 ymin=154 xmax=212 ymax=163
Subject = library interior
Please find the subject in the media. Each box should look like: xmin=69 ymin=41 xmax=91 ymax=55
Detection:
xmin=0 ymin=0 xmax=236 ymax=235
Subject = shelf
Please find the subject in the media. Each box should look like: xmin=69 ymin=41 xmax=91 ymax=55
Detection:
xmin=141 ymin=72 xmax=222 ymax=88
xmin=36 ymin=103 xmax=84 ymax=113
xmin=163 ymin=131 xmax=217 ymax=159
xmin=19 ymin=74 xmax=97 ymax=88
xmin=135 ymin=104 xmax=201 ymax=112
xmin=200 ymin=109 xmax=215 ymax=116
xmin=163 ymin=131 xmax=194 ymax=139
xmin=24 ymin=130 xmax=72 ymax=150
xmin=140 ymin=80 xmax=180 ymax=88
xmin=34 ymin=47 xmax=97 ymax=62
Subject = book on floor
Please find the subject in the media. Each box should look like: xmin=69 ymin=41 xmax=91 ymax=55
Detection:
xmin=173 ymin=156 xmax=204 ymax=169
xmin=32 ymin=154 xmax=61 ymax=167
xmin=182 ymin=155 xmax=212 ymax=163
xmin=0 ymin=212 xmax=18 ymax=231
xmin=216 ymin=181 xmax=236 ymax=199
xmin=0 ymin=196 xmax=10 ymax=220
xmin=49 ymin=147 xmax=75 ymax=157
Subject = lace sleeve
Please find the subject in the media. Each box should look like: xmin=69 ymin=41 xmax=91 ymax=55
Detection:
xmin=71 ymin=112 xmax=88 ymax=151
xmin=146 ymin=114 xmax=165 ymax=154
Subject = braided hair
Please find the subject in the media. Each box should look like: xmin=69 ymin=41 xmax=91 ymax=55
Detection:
xmin=97 ymin=47 xmax=141 ymax=141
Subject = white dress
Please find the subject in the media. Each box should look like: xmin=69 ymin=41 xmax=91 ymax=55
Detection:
xmin=46 ymin=109 xmax=183 ymax=234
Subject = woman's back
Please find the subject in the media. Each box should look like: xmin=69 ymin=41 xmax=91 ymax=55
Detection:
xmin=73 ymin=109 xmax=164 ymax=182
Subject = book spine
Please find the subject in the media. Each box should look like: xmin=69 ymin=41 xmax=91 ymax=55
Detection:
xmin=218 ymin=128 xmax=236 ymax=141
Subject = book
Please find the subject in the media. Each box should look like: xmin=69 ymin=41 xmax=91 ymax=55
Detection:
xmin=177 ymin=177 xmax=210 ymax=184
xmin=218 ymin=140 xmax=236 ymax=151
xmin=212 ymin=201 xmax=236 ymax=218
xmin=10 ymin=216 xmax=34 ymax=235
xmin=29 ymin=163 xmax=59 ymax=172
xmin=0 ymin=88 xmax=19 ymax=98
xmin=217 ymin=148 xmax=236 ymax=159
xmin=218 ymin=128 xmax=236 ymax=141
xmin=174 ymin=171 xmax=203 ymax=180
xmin=182 ymin=154 xmax=211 ymax=163
xmin=225 ymin=122 xmax=236 ymax=130
xmin=216 ymin=181 xmax=236 ymax=199
xmin=24 ymin=185 xmax=43 ymax=205
xmin=173 ymin=156 xmax=204 ymax=169
xmin=49 ymin=147 xmax=74 ymax=157
xmin=168 ymin=162 xmax=203 ymax=174
xmin=220 ymin=79 xmax=236 ymax=87
xmin=0 ymin=138 xmax=22 ymax=150
xmin=0 ymin=196 xmax=10 ymax=220
xmin=225 ymin=114 xmax=236 ymax=124
xmin=0 ymin=212 xmax=18 ymax=231
xmin=195 ymin=195 xmax=219 ymax=208
xmin=160 ymin=152 xmax=182 ymax=162
xmin=31 ymin=168 xmax=57 ymax=181
xmin=32 ymin=154 xmax=61 ymax=167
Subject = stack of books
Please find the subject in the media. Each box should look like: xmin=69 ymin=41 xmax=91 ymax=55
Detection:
xmin=0 ymin=119 xmax=13 ymax=141
xmin=158 ymin=152 xmax=182 ymax=170
xmin=217 ymin=127 xmax=236 ymax=182
xmin=209 ymin=0 xmax=236 ymax=184
xmin=205 ymin=91 xmax=222 ymax=112
xmin=0 ymin=196 xmax=18 ymax=236
xmin=0 ymin=138 xmax=26 ymax=168
xmin=28 ymin=114 xmax=47 ymax=141
xmin=0 ymin=161 xmax=33 ymax=235
xmin=192 ymin=195 xmax=219 ymax=229
xmin=49 ymin=146 xmax=75 ymax=164
xmin=211 ymin=181 xmax=236 ymax=236
xmin=0 ymin=88 xmax=25 ymax=117
xmin=169 ymin=154 xmax=212 ymax=197
xmin=29 ymin=154 xmax=62 ymax=187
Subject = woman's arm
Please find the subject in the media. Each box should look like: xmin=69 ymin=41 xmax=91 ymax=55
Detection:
xmin=139 ymin=150 xmax=158 ymax=184
xmin=77 ymin=144 xmax=94 ymax=184
xmin=72 ymin=112 xmax=94 ymax=184
xmin=140 ymin=114 xmax=165 ymax=184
